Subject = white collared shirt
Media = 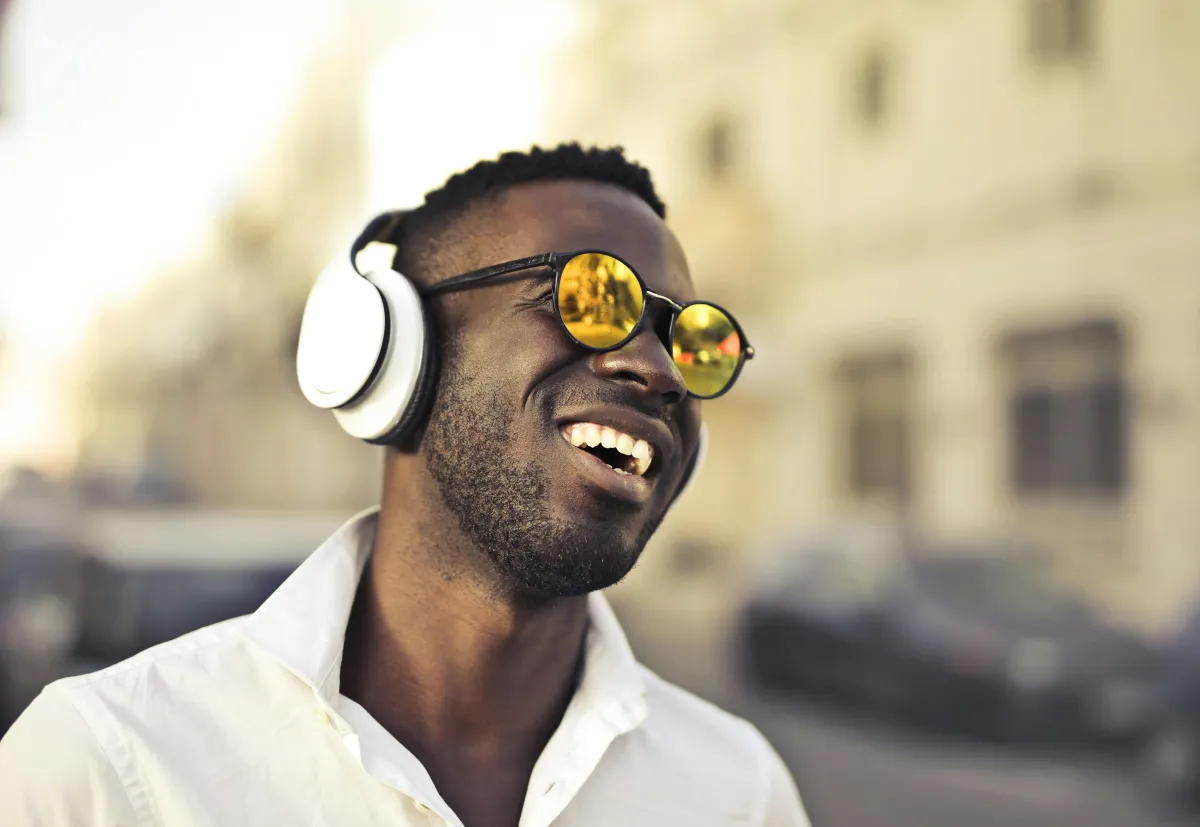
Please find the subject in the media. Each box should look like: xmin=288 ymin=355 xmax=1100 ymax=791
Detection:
xmin=0 ymin=509 xmax=810 ymax=827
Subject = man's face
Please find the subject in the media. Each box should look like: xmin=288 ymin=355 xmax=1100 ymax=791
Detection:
xmin=420 ymin=180 xmax=702 ymax=600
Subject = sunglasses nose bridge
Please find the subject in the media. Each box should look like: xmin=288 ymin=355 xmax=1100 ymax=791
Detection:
xmin=639 ymin=294 xmax=679 ymax=353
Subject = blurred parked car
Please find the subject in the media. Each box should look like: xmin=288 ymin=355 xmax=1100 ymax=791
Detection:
xmin=0 ymin=525 xmax=79 ymax=735
xmin=736 ymin=523 xmax=905 ymax=699
xmin=0 ymin=508 xmax=349 ymax=735
xmin=735 ymin=525 xmax=1159 ymax=743
xmin=1139 ymin=601 xmax=1200 ymax=813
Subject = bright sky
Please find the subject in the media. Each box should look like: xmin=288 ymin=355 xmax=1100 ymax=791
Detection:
xmin=0 ymin=0 xmax=343 ymax=467
xmin=0 ymin=0 xmax=346 ymax=348
xmin=0 ymin=0 xmax=579 ymax=469
xmin=364 ymin=3 xmax=580 ymax=213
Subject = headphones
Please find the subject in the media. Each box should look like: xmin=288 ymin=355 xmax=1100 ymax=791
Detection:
xmin=295 ymin=211 xmax=708 ymax=503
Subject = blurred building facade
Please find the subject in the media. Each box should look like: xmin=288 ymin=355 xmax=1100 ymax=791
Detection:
xmin=552 ymin=0 xmax=1200 ymax=633
xmin=68 ymin=6 xmax=406 ymax=511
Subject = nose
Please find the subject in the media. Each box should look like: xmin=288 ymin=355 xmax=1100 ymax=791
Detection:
xmin=591 ymin=328 xmax=688 ymax=405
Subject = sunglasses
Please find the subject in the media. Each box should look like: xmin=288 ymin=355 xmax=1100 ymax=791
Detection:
xmin=420 ymin=250 xmax=754 ymax=399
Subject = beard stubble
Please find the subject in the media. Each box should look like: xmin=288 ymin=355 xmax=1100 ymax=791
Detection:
xmin=421 ymin=342 xmax=661 ymax=603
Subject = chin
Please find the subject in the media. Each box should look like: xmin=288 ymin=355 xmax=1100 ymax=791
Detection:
xmin=491 ymin=526 xmax=646 ymax=601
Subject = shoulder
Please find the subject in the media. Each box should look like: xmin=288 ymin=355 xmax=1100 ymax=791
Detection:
xmin=53 ymin=614 xmax=254 ymax=697
xmin=22 ymin=615 xmax=283 ymax=751
xmin=46 ymin=615 xmax=289 ymax=719
xmin=620 ymin=668 xmax=811 ymax=826
xmin=0 ymin=684 xmax=141 ymax=824
xmin=0 ymin=616 xmax=304 ymax=824
xmin=639 ymin=666 xmax=764 ymax=755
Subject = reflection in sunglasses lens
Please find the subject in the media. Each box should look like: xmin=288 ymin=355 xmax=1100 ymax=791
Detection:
xmin=558 ymin=253 xmax=644 ymax=349
xmin=673 ymin=303 xmax=742 ymax=397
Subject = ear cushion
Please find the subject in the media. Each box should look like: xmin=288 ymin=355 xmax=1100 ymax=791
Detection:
xmin=365 ymin=305 xmax=441 ymax=450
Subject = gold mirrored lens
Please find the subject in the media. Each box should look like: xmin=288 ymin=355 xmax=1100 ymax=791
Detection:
xmin=557 ymin=253 xmax=644 ymax=349
xmin=673 ymin=303 xmax=742 ymax=397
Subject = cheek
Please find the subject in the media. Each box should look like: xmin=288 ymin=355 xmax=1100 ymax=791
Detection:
xmin=498 ymin=311 xmax=578 ymax=380
xmin=451 ymin=310 xmax=577 ymax=397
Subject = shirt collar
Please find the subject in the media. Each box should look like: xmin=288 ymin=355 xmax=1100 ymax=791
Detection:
xmin=241 ymin=507 xmax=647 ymax=722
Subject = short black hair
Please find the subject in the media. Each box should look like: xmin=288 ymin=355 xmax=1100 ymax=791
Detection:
xmin=387 ymin=144 xmax=666 ymax=282
xmin=418 ymin=143 xmax=665 ymax=221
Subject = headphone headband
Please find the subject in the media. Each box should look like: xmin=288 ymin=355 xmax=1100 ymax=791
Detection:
xmin=349 ymin=211 xmax=407 ymax=272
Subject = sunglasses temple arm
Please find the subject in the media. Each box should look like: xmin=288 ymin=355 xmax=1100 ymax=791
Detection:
xmin=420 ymin=253 xmax=556 ymax=297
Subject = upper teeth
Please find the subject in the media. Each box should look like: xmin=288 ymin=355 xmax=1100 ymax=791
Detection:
xmin=562 ymin=422 xmax=655 ymax=476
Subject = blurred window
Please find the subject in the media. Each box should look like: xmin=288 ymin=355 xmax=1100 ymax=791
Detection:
xmin=854 ymin=46 xmax=891 ymax=129
xmin=702 ymin=115 xmax=735 ymax=182
xmin=836 ymin=352 xmax=914 ymax=506
xmin=1003 ymin=319 xmax=1126 ymax=495
xmin=1029 ymin=0 xmax=1093 ymax=63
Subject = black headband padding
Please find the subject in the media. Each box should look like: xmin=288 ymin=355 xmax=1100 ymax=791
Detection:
xmin=349 ymin=211 xmax=409 ymax=272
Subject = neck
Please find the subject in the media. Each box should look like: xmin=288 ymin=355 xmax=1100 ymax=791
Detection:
xmin=340 ymin=452 xmax=590 ymax=757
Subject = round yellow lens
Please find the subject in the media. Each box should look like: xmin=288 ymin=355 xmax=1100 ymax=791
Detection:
xmin=557 ymin=253 xmax=644 ymax=349
xmin=673 ymin=303 xmax=742 ymax=397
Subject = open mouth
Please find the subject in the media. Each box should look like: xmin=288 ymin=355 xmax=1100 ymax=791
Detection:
xmin=559 ymin=422 xmax=656 ymax=478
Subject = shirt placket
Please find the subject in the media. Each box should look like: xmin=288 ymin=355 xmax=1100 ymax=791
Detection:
xmin=519 ymin=694 xmax=645 ymax=827
xmin=331 ymin=693 xmax=467 ymax=827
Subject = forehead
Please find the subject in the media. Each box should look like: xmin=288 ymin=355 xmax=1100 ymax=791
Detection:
xmin=471 ymin=180 xmax=694 ymax=300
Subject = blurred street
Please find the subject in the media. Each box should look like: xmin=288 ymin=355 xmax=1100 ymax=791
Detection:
xmin=743 ymin=697 xmax=1185 ymax=827
xmin=617 ymin=606 xmax=1192 ymax=827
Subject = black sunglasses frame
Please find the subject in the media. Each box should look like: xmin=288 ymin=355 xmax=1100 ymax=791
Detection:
xmin=419 ymin=249 xmax=754 ymax=400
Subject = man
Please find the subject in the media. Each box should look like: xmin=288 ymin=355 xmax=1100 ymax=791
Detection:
xmin=0 ymin=145 xmax=809 ymax=826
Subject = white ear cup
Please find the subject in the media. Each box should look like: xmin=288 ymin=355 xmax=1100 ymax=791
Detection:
xmin=330 ymin=267 xmax=428 ymax=441
xmin=296 ymin=258 xmax=389 ymax=409
xmin=672 ymin=423 xmax=708 ymax=504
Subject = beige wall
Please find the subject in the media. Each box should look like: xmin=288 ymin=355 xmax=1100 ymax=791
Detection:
xmin=790 ymin=187 xmax=1200 ymax=632
xmin=69 ymin=5 xmax=404 ymax=512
